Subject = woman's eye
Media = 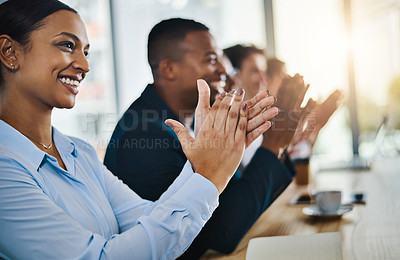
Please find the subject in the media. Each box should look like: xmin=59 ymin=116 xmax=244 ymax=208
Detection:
xmin=59 ymin=41 xmax=74 ymax=50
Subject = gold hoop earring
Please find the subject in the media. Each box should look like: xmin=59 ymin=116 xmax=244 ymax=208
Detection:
xmin=10 ymin=64 xmax=15 ymax=72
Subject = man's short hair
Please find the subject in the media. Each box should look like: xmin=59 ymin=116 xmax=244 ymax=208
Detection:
xmin=147 ymin=18 xmax=209 ymax=74
xmin=223 ymin=44 xmax=266 ymax=70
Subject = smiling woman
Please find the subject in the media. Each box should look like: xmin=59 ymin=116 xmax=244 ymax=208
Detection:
xmin=0 ymin=0 xmax=255 ymax=259
xmin=0 ymin=1 xmax=85 ymax=164
xmin=18 ymin=11 xmax=89 ymax=109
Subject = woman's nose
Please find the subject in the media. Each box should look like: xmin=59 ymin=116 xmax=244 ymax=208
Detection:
xmin=73 ymin=51 xmax=90 ymax=73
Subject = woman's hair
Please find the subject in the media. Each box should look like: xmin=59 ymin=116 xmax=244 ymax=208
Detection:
xmin=0 ymin=0 xmax=77 ymax=84
xmin=223 ymin=44 xmax=266 ymax=71
xmin=266 ymin=58 xmax=286 ymax=78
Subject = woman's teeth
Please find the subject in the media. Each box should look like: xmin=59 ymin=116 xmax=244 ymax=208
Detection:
xmin=59 ymin=77 xmax=80 ymax=87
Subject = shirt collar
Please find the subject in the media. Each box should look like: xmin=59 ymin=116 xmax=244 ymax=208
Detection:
xmin=0 ymin=120 xmax=77 ymax=171
xmin=52 ymin=127 xmax=77 ymax=157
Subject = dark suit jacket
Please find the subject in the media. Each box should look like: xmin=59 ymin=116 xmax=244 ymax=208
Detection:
xmin=104 ymin=84 xmax=295 ymax=259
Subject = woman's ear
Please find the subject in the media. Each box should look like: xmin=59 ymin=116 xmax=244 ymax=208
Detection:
xmin=0 ymin=35 xmax=18 ymax=71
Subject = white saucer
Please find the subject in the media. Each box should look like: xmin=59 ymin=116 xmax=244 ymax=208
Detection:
xmin=303 ymin=204 xmax=353 ymax=217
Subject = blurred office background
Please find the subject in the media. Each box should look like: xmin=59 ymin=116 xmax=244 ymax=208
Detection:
xmin=26 ymin=0 xmax=400 ymax=163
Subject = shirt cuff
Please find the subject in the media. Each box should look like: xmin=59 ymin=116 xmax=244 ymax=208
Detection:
xmin=171 ymin=173 xmax=219 ymax=226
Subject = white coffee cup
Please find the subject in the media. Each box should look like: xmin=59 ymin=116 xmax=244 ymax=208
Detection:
xmin=314 ymin=191 xmax=342 ymax=213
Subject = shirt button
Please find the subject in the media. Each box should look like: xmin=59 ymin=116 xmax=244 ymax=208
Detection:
xmin=201 ymin=213 xmax=208 ymax=221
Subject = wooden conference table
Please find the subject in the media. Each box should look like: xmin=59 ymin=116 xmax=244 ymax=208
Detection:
xmin=201 ymin=157 xmax=400 ymax=260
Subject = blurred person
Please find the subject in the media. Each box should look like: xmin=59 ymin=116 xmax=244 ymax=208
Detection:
xmin=223 ymin=46 xmax=313 ymax=168
xmin=225 ymin=49 xmax=342 ymax=187
xmin=240 ymin=52 xmax=342 ymax=161
xmin=265 ymin=57 xmax=343 ymax=157
xmin=267 ymin=57 xmax=287 ymax=96
xmin=0 ymin=1 xmax=256 ymax=259
xmin=223 ymin=44 xmax=268 ymax=100
xmin=224 ymin=44 xmax=269 ymax=166
xmin=104 ymin=18 xmax=298 ymax=259
xmin=289 ymin=89 xmax=344 ymax=158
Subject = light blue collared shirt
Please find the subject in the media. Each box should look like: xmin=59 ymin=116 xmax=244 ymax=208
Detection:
xmin=0 ymin=120 xmax=218 ymax=259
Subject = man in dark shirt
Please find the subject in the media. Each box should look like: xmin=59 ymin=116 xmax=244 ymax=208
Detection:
xmin=104 ymin=18 xmax=301 ymax=259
